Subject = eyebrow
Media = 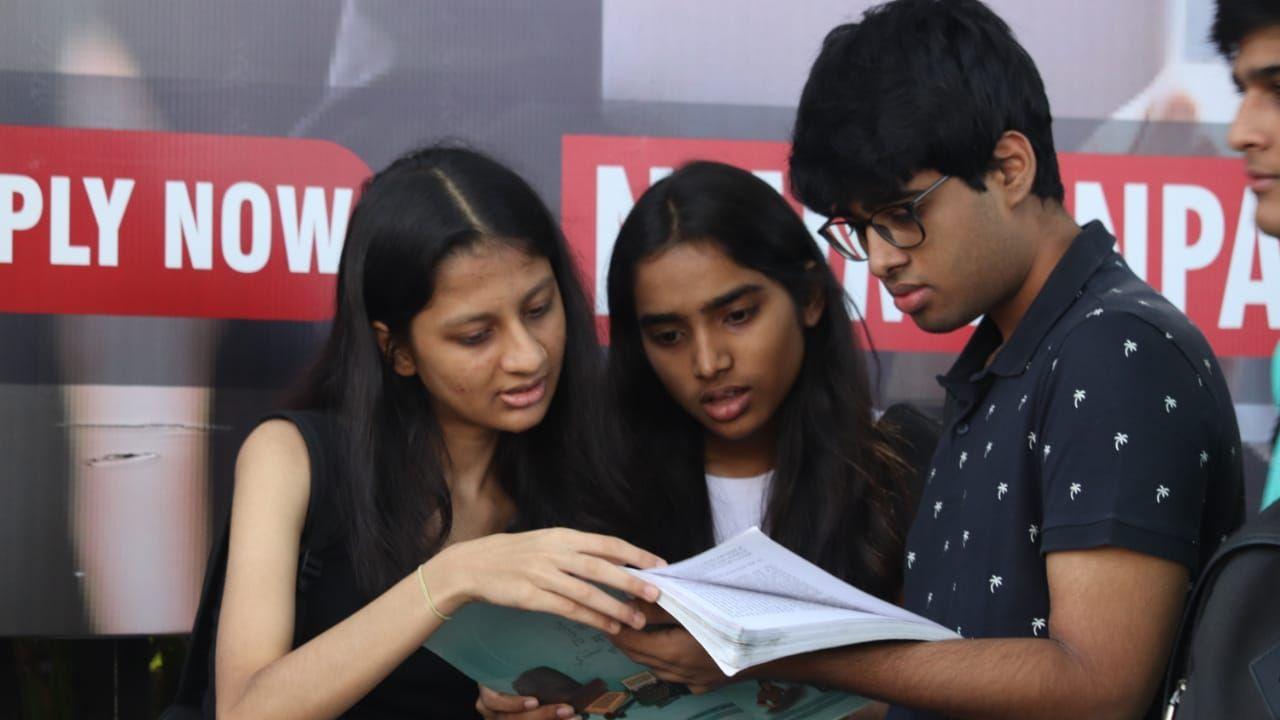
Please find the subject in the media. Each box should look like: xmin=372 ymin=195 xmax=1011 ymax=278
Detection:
xmin=1234 ymin=63 xmax=1280 ymax=90
xmin=842 ymin=185 xmax=931 ymax=221
xmin=638 ymin=283 xmax=763 ymax=327
xmin=443 ymin=275 xmax=555 ymax=328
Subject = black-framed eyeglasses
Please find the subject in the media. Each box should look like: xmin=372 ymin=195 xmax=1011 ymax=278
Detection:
xmin=816 ymin=175 xmax=951 ymax=262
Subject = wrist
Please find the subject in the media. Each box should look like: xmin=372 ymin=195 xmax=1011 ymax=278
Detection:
xmin=419 ymin=549 xmax=471 ymax=617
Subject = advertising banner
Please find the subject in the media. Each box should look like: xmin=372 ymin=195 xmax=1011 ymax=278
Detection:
xmin=0 ymin=0 xmax=1274 ymax=635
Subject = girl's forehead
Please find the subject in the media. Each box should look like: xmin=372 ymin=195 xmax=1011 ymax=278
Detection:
xmin=423 ymin=245 xmax=555 ymax=318
xmin=633 ymin=242 xmax=778 ymax=314
xmin=435 ymin=241 xmax=545 ymax=288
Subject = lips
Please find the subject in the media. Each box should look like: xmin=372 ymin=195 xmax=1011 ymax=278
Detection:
xmin=700 ymin=385 xmax=752 ymax=423
xmin=1246 ymin=169 xmax=1277 ymax=194
xmin=887 ymin=283 xmax=932 ymax=315
xmin=498 ymin=377 xmax=548 ymax=409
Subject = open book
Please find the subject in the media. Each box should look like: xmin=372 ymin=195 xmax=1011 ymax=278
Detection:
xmin=424 ymin=527 xmax=955 ymax=718
xmin=627 ymin=527 xmax=959 ymax=676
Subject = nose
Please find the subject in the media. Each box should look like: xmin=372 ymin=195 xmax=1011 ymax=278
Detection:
xmin=866 ymin=229 xmax=910 ymax=281
xmin=1227 ymin=92 xmax=1271 ymax=153
xmin=691 ymin=328 xmax=731 ymax=381
xmin=499 ymin=321 xmax=547 ymax=376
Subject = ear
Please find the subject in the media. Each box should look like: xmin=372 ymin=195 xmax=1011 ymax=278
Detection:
xmin=801 ymin=262 xmax=827 ymax=328
xmin=990 ymin=130 xmax=1037 ymax=208
xmin=372 ymin=321 xmax=418 ymax=377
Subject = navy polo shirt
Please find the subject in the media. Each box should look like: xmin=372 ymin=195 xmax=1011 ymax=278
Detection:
xmin=887 ymin=222 xmax=1244 ymax=720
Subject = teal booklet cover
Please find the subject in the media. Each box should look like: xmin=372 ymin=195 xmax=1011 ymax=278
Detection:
xmin=425 ymin=601 xmax=867 ymax=719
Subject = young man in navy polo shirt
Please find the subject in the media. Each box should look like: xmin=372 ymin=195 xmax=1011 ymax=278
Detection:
xmin=775 ymin=1 xmax=1244 ymax=717
xmin=512 ymin=2 xmax=1249 ymax=720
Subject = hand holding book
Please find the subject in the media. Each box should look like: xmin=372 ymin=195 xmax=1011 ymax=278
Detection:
xmin=425 ymin=527 xmax=665 ymax=634
xmin=611 ymin=601 xmax=730 ymax=694
xmin=439 ymin=527 xmax=956 ymax=718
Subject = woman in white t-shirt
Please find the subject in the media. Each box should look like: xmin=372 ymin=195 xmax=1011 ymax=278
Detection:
xmin=587 ymin=159 xmax=918 ymax=597
xmin=477 ymin=160 xmax=932 ymax=720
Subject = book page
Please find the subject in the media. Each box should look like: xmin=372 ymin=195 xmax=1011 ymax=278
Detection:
xmin=640 ymin=527 xmax=924 ymax=624
xmin=664 ymin=577 xmax=836 ymax=618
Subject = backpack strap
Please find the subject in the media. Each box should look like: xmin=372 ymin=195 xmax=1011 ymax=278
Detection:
xmin=1162 ymin=500 xmax=1280 ymax=709
xmin=274 ymin=410 xmax=344 ymax=595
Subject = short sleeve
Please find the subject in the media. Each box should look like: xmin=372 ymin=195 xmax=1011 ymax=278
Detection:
xmin=1035 ymin=314 xmax=1216 ymax=568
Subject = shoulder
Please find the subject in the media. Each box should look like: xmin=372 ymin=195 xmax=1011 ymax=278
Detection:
xmin=1052 ymin=281 xmax=1214 ymax=384
xmin=232 ymin=417 xmax=313 ymax=536
xmin=1034 ymin=288 xmax=1230 ymax=433
xmin=238 ymin=418 xmax=311 ymax=475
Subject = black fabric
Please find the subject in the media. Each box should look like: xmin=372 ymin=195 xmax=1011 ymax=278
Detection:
xmin=888 ymin=222 xmax=1245 ymax=720
xmin=877 ymin=402 xmax=942 ymax=531
xmin=164 ymin=410 xmax=480 ymax=719
xmin=1163 ymin=499 xmax=1280 ymax=719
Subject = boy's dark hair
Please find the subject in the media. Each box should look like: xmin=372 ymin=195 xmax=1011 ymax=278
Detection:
xmin=790 ymin=0 xmax=1063 ymax=216
xmin=1211 ymin=0 xmax=1280 ymax=59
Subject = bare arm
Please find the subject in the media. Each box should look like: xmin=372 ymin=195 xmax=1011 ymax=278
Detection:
xmin=215 ymin=421 xmax=664 ymax=720
xmin=756 ymin=547 xmax=1187 ymax=720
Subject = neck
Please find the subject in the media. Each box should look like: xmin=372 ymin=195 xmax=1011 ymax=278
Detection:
xmin=988 ymin=206 xmax=1080 ymax=340
xmin=438 ymin=417 xmax=501 ymax=501
xmin=703 ymin=416 xmax=777 ymax=478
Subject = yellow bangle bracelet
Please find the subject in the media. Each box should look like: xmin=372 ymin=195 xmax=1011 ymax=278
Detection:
xmin=416 ymin=563 xmax=452 ymax=621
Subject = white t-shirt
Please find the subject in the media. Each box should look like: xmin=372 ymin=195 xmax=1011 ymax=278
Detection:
xmin=705 ymin=470 xmax=773 ymax=544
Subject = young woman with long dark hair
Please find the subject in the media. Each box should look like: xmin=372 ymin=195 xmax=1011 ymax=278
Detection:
xmin=599 ymin=160 xmax=914 ymax=594
xmin=214 ymin=146 xmax=663 ymax=719
xmin=479 ymin=160 xmax=927 ymax=719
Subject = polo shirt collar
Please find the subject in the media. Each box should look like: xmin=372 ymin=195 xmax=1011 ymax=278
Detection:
xmin=943 ymin=220 xmax=1116 ymax=386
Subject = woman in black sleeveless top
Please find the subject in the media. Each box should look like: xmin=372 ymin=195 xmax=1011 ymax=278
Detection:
xmin=214 ymin=147 xmax=665 ymax=719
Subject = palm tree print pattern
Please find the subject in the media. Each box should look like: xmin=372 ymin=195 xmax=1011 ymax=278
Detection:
xmin=896 ymin=231 xmax=1240 ymax=653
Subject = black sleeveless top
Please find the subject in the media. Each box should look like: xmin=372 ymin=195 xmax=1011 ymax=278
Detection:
xmin=271 ymin=410 xmax=480 ymax=719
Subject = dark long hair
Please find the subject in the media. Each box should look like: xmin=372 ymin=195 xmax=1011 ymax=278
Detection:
xmin=598 ymin=161 xmax=910 ymax=600
xmin=295 ymin=145 xmax=605 ymax=594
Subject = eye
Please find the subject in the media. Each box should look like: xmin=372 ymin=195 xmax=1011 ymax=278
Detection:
xmin=724 ymin=306 xmax=758 ymax=326
xmin=647 ymin=329 xmax=683 ymax=347
xmin=885 ymin=205 xmax=915 ymax=222
xmin=458 ymin=329 xmax=492 ymax=347
xmin=526 ymin=302 xmax=551 ymax=319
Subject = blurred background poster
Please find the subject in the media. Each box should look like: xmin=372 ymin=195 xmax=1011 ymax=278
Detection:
xmin=0 ymin=0 xmax=1274 ymax=637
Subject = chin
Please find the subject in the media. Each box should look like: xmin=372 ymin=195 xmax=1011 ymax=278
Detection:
xmin=492 ymin=404 xmax=552 ymax=434
xmin=700 ymin=415 xmax=765 ymax=443
xmin=911 ymin=313 xmax=967 ymax=334
xmin=1256 ymin=201 xmax=1280 ymax=239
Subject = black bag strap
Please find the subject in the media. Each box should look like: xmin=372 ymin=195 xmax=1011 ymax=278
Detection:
xmin=164 ymin=410 xmax=344 ymax=716
xmin=278 ymin=410 xmax=344 ymax=595
xmin=1163 ymin=501 xmax=1280 ymax=703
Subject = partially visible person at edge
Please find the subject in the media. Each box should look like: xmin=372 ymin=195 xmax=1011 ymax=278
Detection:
xmin=1214 ymin=0 xmax=1280 ymax=509
xmin=478 ymin=161 xmax=936 ymax=720
xmin=213 ymin=146 xmax=664 ymax=719
xmin=518 ymin=1 xmax=1245 ymax=719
